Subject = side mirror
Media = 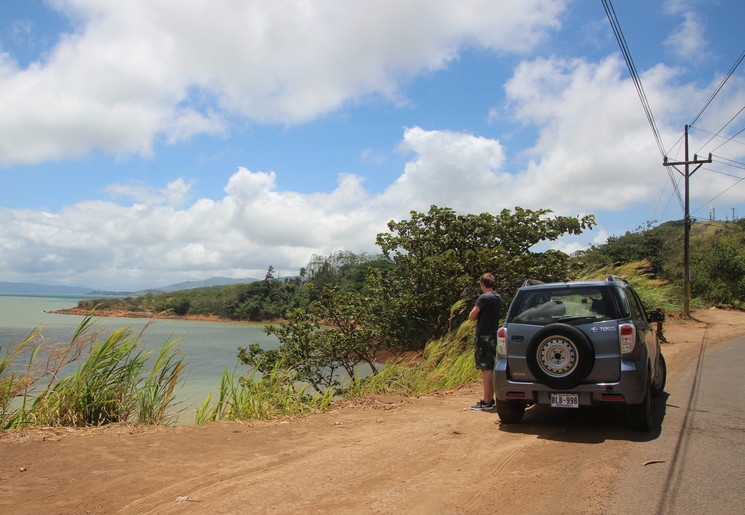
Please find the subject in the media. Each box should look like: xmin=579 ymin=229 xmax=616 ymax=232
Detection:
xmin=648 ymin=309 xmax=665 ymax=323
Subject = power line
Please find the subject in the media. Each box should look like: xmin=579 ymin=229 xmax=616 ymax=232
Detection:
xmin=709 ymin=126 xmax=745 ymax=154
xmin=655 ymin=174 xmax=683 ymax=220
xmin=601 ymin=0 xmax=686 ymax=215
xmin=694 ymin=105 xmax=745 ymax=155
xmin=667 ymin=132 xmax=686 ymax=159
xmin=712 ymin=154 xmax=745 ymax=170
xmin=601 ymin=0 xmax=667 ymax=159
xmin=689 ymin=158 xmax=744 ymax=216
xmin=689 ymin=49 xmax=745 ymax=127
xmin=700 ymin=165 xmax=745 ymax=179
xmin=691 ymin=125 xmax=745 ymax=152
xmin=692 ymin=174 xmax=745 ymax=215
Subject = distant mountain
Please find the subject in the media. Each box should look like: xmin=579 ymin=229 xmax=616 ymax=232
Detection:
xmin=1 ymin=276 xmax=259 ymax=298
xmin=0 ymin=281 xmax=93 ymax=296
xmin=148 ymin=276 xmax=258 ymax=294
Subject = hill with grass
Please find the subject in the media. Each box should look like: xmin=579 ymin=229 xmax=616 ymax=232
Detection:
xmin=574 ymin=218 xmax=744 ymax=310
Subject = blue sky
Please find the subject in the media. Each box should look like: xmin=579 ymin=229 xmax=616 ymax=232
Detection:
xmin=0 ymin=0 xmax=743 ymax=291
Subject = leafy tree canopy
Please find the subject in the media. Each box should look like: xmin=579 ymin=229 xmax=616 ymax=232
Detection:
xmin=369 ymin=205 xmax=596 ymax=348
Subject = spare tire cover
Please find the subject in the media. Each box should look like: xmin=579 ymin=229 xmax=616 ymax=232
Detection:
xmin=526 ymin=323 xmax=595 ymax=389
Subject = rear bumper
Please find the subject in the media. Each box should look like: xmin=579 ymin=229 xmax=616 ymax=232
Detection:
xmin=493 ymin=357 xmax=647 ymax=405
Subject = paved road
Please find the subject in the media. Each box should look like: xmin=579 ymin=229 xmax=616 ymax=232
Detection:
xmin=610 ymin=332 xmax=745 ymax=514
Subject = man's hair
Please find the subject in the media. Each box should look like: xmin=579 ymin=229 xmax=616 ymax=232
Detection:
xmin=480 ymin=273 xmax=496 ymax=289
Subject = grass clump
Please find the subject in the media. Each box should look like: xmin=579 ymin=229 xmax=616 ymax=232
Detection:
xmin=1 ymin=317 xmax=185 ymax=429
xmin=196 ymin=318 xmax=481 ymax=423
xmin=194 ymin=361 xmax=335 ymax=424
xmin=575 ymin=260 xmax=694 ymax=313
xmin=346 ymin=320 xmax=480 ymax=398
xmin=195 ymin=320 xmax=480 ymax=424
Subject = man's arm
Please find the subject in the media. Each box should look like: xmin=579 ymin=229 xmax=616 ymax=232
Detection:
xmin=469 ymin=305 xmax=480 ymax=321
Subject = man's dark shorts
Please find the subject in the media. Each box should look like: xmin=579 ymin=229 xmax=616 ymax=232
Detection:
xmin=474 ymin=334 xmax=497 ymax=370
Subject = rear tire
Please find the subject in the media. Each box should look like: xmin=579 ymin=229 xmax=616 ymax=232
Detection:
xmin=496 ymin=399 xmax=525 ymax=424
xmin=651 ymin=353 xmax=667 ymax=397
xmin=627 ymin=380 xmax=653 ymax=431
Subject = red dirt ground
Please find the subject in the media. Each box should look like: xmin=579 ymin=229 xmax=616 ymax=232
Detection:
xmin=2 ymin=308 xmax=743 ymax=514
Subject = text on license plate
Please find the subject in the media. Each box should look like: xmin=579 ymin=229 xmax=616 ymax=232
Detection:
xmin=550 ymin=393 xmax=579 ymax=408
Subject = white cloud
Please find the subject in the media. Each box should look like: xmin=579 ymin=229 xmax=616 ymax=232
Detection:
xmin=665 ymin=11 xmax=710 ymax=62
xmin=2 ymin=2 xmax=744 ymax=291
xmin=502 ymin=55 xmax=689 ymax=212
xmin=0 ymin=164 xmax=391 ymax=288
xmin=0 ymin=0 xmax=568 ymax=165
xmin=2 ymin=82 xmax=743 ymax=290
xmin=104 ymin=178 xmax=193 ymax=207
xmin=383 ymin=126 xmax=508 ymax=213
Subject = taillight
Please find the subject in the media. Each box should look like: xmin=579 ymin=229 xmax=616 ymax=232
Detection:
xmin=619 ymin=323 xmax=636 ymax=354
xmin=497 ymin=327 xmax=507 ymax=355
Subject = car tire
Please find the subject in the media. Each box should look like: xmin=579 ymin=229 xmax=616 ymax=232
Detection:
xmin=526 ymin=323 xmax=595 ymax=389
xmin=496 ymin=399 xmax=525 ymax=424
xmin=627 ymin=378 xmax=653 ymax=431
xmin=651 ymin=353 xmax=666 ymax=397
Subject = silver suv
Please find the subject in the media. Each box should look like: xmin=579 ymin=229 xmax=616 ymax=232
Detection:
xmin=493 ymin=276 xmax=666 ymax=431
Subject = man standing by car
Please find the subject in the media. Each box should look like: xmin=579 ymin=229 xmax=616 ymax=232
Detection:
xmin=469 ymin=273 xmax=502 ymax=410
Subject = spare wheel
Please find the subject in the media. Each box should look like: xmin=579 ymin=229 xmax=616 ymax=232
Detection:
xmin=526 ymin=323 xmax=595 ymax=389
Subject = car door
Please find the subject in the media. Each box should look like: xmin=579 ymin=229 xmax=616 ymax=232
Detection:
xmin=626 ymin=286 xmax=658 ymax=376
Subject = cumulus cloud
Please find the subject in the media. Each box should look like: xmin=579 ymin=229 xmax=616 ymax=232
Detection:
xmin=104 ymin=178 xmax=194 ymax=207
xmin=0 ymin=166 xmax=388 ymax=289
xmin=503 ymin=55 xmax=687 ymax=212
xmin=0 ymin=122 xmax=507 ymax=289
xmin=663 ymin=0 xmax=710 ymax=62
xmin=0 ymin=0 xmax=567 ymax=166
xmin=2 ymin=84 xmax=743 ymax=290
xmin=384 ymin=127 xmax=508 ymax=213
xmin=1 ymin=0 xmax=742 ymax=289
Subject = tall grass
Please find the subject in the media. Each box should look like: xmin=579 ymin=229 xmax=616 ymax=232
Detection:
xmin=137 ymin=337 xmax=186 ymax=424
xmin=195 ymin=360 xmax=335 ymax=424
xmin=575 ymin=260 xmax=694 ymax=313
xmin=0 ymin=317 xmax=186 ymax=429
xmin=1 ymin=318 xmax=96 ymax=429
xmin=346 ymin=320 xmax=480 ymax=398
xmin=194 ymin=315 xmax=483 ymax=424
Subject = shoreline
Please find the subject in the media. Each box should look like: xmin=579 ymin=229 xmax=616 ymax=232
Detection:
xmin=47 ymin=307 xmax=276 ymax=324
xmin=47 ymin=307 xmax=412 ymax=363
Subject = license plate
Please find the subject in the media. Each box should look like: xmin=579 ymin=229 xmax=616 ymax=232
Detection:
xmin=550 ymin=393 xmax=579 ymax=408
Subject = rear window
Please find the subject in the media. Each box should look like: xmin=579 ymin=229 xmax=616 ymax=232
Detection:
xmin=612 ymin=286 xmax=632 ymax=318
xmin=509 ymin=286 xmax=615 ymax=325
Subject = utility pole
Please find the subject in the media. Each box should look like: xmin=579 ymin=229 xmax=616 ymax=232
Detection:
xmin=663 ymin=125 xmax=712 ymax=317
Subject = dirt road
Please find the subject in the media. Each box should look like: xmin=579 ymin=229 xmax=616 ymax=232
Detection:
xmin=1 ymin=309 xmax=743 ymax=514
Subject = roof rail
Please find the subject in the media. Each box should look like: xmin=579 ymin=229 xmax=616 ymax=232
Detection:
xmin=522 ymin=279 xmax=545 ymax=287
xmin=605 ymin=275 xmax=628 ymax=284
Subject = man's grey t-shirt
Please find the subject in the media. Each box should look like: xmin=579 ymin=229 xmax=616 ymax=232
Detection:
xmin=475 ymin=291 xmax=502 ymax=336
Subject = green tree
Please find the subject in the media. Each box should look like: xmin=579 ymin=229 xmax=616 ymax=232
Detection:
xmin=370 ymin=205 xmax=595 ymax=349
xmin=238 ymin=285 xmax=381 ymax=395
xmin=305 ymin=251 xmax=389 ymax=294
xmin=691 ymin=221 xmax=745 ymax=305
xmin=239 ymin=205 xmax=595 ymax=394
xmin=264 ymin=265 xmax=276 ymax=282
xmin=575 ymin=220 xmax=668 ymax=274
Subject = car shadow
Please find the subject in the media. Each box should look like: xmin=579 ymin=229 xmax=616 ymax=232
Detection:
xmin=495 ymin=392 xmax=670 ymax=443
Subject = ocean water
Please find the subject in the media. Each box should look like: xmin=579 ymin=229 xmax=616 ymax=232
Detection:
xmin=0 ymin=294 xmax=280 ymax=423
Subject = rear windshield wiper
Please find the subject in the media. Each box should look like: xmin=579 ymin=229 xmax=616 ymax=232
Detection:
xmin=557 ymin=315 xmax=603 ymax=322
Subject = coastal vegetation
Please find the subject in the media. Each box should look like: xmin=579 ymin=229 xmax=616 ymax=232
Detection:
xmin=0 ymin=317 xmax=184 ymax=429
xmin=2 ymin=207 xmax=743 ymax=428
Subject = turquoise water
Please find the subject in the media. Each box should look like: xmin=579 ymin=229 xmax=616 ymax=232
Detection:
xmin=0 ymin=294 xmax=280 ymax=423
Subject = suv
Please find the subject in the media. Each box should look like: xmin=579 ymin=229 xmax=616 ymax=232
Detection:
xmin=493 ymin=276 xmax=666 ymax=431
